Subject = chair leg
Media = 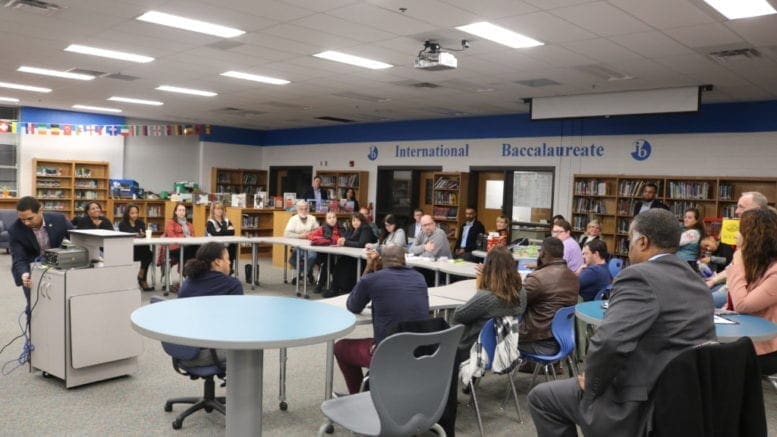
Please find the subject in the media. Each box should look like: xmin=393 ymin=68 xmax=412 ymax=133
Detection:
xmin=507 ymin=371 xmax=524 ymax=423
xmin=469 ymin=381 xmax=485 ymax=437
xmin=567 ymin=356 xmax=579 ymax=377
xmin=529 ymin=363 xmax=542 ymax=387
xmin=165 ymin=396 xmax=199 ymax=410
xmin=430 ymin=422 xmax=447 ymax=436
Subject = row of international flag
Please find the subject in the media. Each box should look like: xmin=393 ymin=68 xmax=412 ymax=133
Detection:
xmin=0 ymin=121 xmax=211 ymax=136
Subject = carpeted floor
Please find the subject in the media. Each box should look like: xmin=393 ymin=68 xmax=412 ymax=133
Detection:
xmin=0 ymin=252 xmax=775 ymax=436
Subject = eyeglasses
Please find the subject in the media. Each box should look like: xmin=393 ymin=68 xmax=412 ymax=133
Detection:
xmin=551 ymin=229 xmax=564 ymax=235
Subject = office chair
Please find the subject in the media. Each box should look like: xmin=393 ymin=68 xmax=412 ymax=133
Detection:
xmin=608 ymin=258 xmax=624 ymax=279
xmin=519 ymin=306 xmax=579 ymax=387
xmin=149 ymin=296 xmax=226 ymax=430
xmin=466 ymin=318 xmax=523 ymax=437
xmin=594 ymin=284 xmax=613 ymax=301
xmin=317 ymin=325 xmax=464 ymax=437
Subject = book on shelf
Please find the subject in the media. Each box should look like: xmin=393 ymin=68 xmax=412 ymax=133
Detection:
xmin=574 ymin=179 xmax=608 ymax=196
xmin=719 ymin=183 xmax=733 ymax=200
xmin=337 ymin=174 xmax=359 ymax=187
xmin=668 ymin=181 xmax=710 ymax=199
xmin=432 ymin=206 xmax=458 ymax=220
xmin=433 ymin=177 xmax=460 ymax=190
xmin=320 ymin=175 xmax=337 ymax=186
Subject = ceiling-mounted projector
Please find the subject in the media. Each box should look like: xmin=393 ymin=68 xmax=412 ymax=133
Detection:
xmin=415 ymin=40 xmax=458 ymax=71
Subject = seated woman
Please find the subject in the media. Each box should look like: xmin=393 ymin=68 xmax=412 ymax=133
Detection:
xmin=206 ymin=201 xmax=236 ymax=274
xmin=163 ymin=203 xmax=198 ymax=290
xmin=677 ymin=208 xmax=705 ymax=270
xmin=308 ymin=211 xmax=346 ymax=293
xmin=726 ymin=208 xmax=777 ymax=376
xmin=72 ymin=201 xmax=114 ymax=230
xmin=494 ymin=215 xmax=510 ymax=244
xmin=325 ymin=212 xmax=377 ymax=297
xmin=342 ymin=187 xmax=359 ymax=212
xmin=578 ymin=219 xmax=601 ymax=248
xmin=366 ymin=214 xmax=406 ymax=252
xmin=118 ymin=203 xmax=154 ymax=291
xmin=178 ymin=242 xmax=243 ymax=366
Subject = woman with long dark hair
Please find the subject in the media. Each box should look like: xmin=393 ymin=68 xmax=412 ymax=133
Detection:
xmin=118 ymin=203 xmax=153 ymax=291
xmin=325 ymin=212 xmax=377 ymax=297
xmin=726 ymin=208 xmax=777 ymax=375
xmin=72 ymin=201 xmax=113 ymax=230
xmin=179 ymin=242 xmax=243 ymax=298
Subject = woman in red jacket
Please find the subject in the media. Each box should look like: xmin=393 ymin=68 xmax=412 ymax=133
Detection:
xmin=162 ymin=203 xmax=198 ymax=290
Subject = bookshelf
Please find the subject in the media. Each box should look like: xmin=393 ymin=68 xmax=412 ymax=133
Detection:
xmin=33 ymin=159 xmax=109 ymax=219
xmin=315 ymin=171 xmax=369 ymax=207
xmin=430 ymin=172 xmax=469 ymax=243
xmin=573 ymin=174 xmax=777 ymax=259
xmin=108 ymin=199 xmax=166 ymax=235
xmin=226 ymin=207 xmax=274 ymax=259
xmin=211 ymin=168 xmax=268 ymax=207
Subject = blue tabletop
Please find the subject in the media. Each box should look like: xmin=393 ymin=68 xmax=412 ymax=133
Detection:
xmin=131 ymin=295 xmax=356 ymax=349
xmin=575 ymin=300 xmax=777 ymax=342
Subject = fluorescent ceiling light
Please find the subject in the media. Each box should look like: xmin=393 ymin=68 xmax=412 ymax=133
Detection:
xmin=64 ymin=44 xmax=154 ymax=63
xmin=156 ymin=85 xmax=217 ymax=97
xmin=18 ymin=66 xmax=94 ymax=81
xmin=0 ymin=81 xmax=51 ymax=93
xmin=456 ymin=22 xmax=543 ymax=49
xmin=108 ymin=96 xmax=164 ymax=106
xmin=72 ymin=104 xmax=122 ymax=113
xmin=0 ymin=96 xmax=20 ymax=103
xmin=136 ymin=11 xmax=245 ymax=38
xmin=313 ymin=51 xmax=393 ymax=70
xmin=220 ymin=71 xmax=290 ymax=85
xmin=704 ymin=0 xmax=776 ymax=19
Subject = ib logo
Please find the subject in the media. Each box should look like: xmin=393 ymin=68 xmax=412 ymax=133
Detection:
xmin=631 ymin=139 xmax=651 ymax=161
xmin=367 ymin=145 xmax=379 ymax=161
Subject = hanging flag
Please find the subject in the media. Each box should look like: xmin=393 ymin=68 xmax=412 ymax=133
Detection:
xmin=76 ymin=125 xmax=84 ymax=135
xmin=63 ymin=125 xmax=73 ymax=136
xmin=36 ymin=123 xmax=48 ymax=135
xmin=149 ymin=125 xmax=162 ymax=136
xmin=183 ymin=125 xmax=193 ymax=135
xmin=120 ymin=125 xmax=129 ymax=136
xmin=50 ymin=124 xmax=60 ymax=135
xmin=9 ymin=122 xmax=17 ymax=133
xmin=204 ymin=124 xmax=211 ymax=135
xmin=25 ymin=122 xmax=34 ymax=134
xmin=0 ymin=122 xmax=8 ymax=133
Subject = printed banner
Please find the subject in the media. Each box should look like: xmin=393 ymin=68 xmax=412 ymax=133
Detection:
xmin=15 ymin=122 xmax=211 ymax=137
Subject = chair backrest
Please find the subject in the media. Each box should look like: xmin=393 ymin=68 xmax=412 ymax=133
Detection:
xmin=608 ymin=258 xmax=624 ymax=279
xmin=594 ymin=284 xmax=613 ymax=301
xmin=150 ymin=296 xmax=201 ymax=361
xmin=369 ymin=324 xmax=464 ymax=436
xmin=550 ymin=306 xmax=577 ymax=358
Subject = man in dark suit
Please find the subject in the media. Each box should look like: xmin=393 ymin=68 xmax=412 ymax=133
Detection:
xmin=9 ymin=196 xmax=73 ymax=317
xmin=528 ymin=209 xmax=716 ymax=436
xmin=301 ymin=175 xmax=328 ymax=210
xmin=632 ymin=183 xmax=669 ymax=216
xmin=406 ymin=208 xmax=424 ymax=242
xmin=453 ymin=208 xmax=485 ymax=262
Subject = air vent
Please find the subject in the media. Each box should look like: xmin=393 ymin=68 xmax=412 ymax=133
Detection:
xmin=333 ymin=92 xmax=390 ymax=103
xmin=218 ymin=107 xmax=267 ymax=118
xmin=576 ymin=65 xmax=634 ymax=82
xmin=207 ymin=40 xmax=245 ymax=50
xmin=708 ymin=48 xmax=762 ymax=63
xmin=315 ymin=116 xmax=355 ymax=123
xmin=68 ymin=68 xmax=107 ymax=77
xmin=265 ymin=101 xmax=312 ymax=110
xmin=515 ymin=78 xmax=562 ymax=87
xmin=391 ymin=80 xmax=441 ymax=89
xmin=0 ymin=106 xmax=20 ymax=120
xmin=103 ymin=73 xmax=140 ymax=81
xmin=4 ymin=0 xmax=61 ymax=15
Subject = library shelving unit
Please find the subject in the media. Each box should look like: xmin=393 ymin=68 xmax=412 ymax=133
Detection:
xmin=211 ymin=168 xmax=268 ymax=207
xmin=315 ymin=171 xmax=369 ymax=208
xmin=226 ymin=207 xmax=274 ymax=259
xmin=108 ymin=199 xmax=166 ymax=235
xmin=33 ymin=159 xmax=109 ymax=220
xmin=163 ymin=201 xmax=208 ymax=236
xmin=430 ymin=172 xmax=469 ymax=243
xmin=573 ymin=174 xmax=777 ymax=258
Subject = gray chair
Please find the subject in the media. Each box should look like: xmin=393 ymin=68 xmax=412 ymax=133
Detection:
xmin=318 ymin=325 xmax=464 ymax=437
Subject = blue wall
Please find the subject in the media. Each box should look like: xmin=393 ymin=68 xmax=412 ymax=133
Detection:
xmin=20 ymin=106 xmax=125 ymax=125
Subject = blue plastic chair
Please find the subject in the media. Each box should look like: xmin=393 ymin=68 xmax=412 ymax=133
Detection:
xmin=608 ymin=258 xmax=624 ymax=279
xmin=150 ymin=296 xmax=226 ymax=430
xmin=593 ymin=284 xmax=613 ymax=301
xmin=467 ymin=318 xmax=523 ymax=437
xmin=519 ymin=306 xmax=579 ymax=387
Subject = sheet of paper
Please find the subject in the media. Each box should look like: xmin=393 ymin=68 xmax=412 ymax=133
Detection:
xmin=713 ymin=315 xmax=737 ymax=325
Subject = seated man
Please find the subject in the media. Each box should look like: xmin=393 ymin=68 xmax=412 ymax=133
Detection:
xmin=551 ymin=220 xmax=584 ymax=273
xmin=519 ymin=237 xmax=579 ymax=356
xmin=409 ymin=214 xmax=453 ymax=286
xmin=453 ymin=208 xmax=485 ymax=262
xmin=283 ymin=200 xmax=319 ymax=284
xmin=334 ymin=245 xmax=429 ymax=394
xmin=528 ymin=209 xmax=716 ymax=436
xmin=578 ymin=240 xmax=612 ymax=301
xmin=700 ymin=235 xmax=735 ymax=308
xmin=406 ymin=208 xmax=424 ymax=243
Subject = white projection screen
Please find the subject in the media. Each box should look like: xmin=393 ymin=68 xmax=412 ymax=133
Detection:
xmin=531 ymin=86 xmax=700 ymax=120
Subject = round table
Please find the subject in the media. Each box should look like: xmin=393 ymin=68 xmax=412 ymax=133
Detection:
xmin=131 ymin=295 xmax=356 ymax=436
xmin=575 ymin=300 xmax=777 ymax=342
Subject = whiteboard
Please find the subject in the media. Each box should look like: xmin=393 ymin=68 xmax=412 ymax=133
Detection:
xmin=513 ymin=171 xmax=552 ymax=208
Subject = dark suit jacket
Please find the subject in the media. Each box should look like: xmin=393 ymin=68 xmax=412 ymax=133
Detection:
xmin=302 ymin=186 xmax=329 ymax=201
xmin=633 ymin=199 xmax=670 ymax=216
xmin=9 ymin=212 xmax=74 ymax=286
xmin=454 ymin=220 xmax=485 ymax=252
xmin=581 ymin=254 xmax=716 ymax=436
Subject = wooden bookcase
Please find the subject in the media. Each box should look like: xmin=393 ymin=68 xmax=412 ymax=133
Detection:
xmin=108 ymin=199 xmax=166 ymax=235
xmin=226 ymin=207 xmax=275 ymax=258
xmin=211 ymin=167 xmax=268 ymax=207
xmin=315 ymin=171 xmax=369 ymax=208
xmin=163 ymin=201 xmax=208 ymax=237
xmin=430 ymin=172 xmax=469 ymax=243
xmin=573 ymin=174 xmax=777 ymax=258
xmin=32 ymin=159 xmax=109 ymax=219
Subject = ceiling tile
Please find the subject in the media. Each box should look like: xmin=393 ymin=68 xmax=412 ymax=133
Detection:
xmin=367 ymin=0 xmax=478 ymax=28
xmin=665 ymin=23 xmax=745 ymax=48
xmin=440 ymin=0 xmax=539 ymax=19
xmin=292 ymin=13 xmax=396 ymax=42
xmin=561 ymin=38 xmax=643 ymax=63
xmin=608 ymin=0 xmax=715 ymax=29
xmin=496 ymin=11 xmax=597 ymax=43
xmin=551 ymin=1 xmax=652 ymax=37
xmin=611 ymin=31 xmax=695 ymax=58
xmin=725 ymin=14 xmax=777 ymax=47
xmin=327 ymin=3 xmax=438 ymax=34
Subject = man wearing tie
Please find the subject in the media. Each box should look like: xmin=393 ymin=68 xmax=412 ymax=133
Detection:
xmin=9 ymin=196 xmax=73 ymax=321
xmin=454 ymin=208 xmax=485 ymax=262
xmin=302 ymin=176 xmax=328 ymax=210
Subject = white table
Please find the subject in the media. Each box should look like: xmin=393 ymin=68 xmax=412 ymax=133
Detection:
xmin=255 ymin=236 xmax=314 ymax=298
xmin=131 ymin=295 xmax=356 ymax=436
xmin=435 ymin=260 xmax=479 ymax=284
xmin=428 ymin=279 xmax=477 ymax=302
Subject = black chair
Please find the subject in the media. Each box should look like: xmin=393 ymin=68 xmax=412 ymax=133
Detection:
xmin=150 ymin=296 xmax=226 ymax=430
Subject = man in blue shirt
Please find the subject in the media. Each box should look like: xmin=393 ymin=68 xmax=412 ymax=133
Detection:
xmin=334 ymin=245 xmax=429 ymax=394
xmin=454 ymin=207 xmax=485 ymax=262
xmin=578 ymin=239 xmax=612 ymax=301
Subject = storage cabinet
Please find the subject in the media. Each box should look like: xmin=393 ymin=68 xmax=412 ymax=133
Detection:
xmin=33 ymin=159 xmax=110 ymax=219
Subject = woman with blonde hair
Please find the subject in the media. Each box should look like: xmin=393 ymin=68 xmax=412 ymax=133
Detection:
xmin=578 ymin=219 xmax=601 ymax=248
xmin=206 ymin=201 xmax=236 ymax=274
